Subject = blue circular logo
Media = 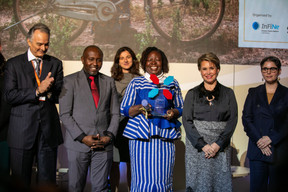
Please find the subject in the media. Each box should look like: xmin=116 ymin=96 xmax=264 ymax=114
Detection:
xmin=252 ymin=22 xmax=260 ymax=30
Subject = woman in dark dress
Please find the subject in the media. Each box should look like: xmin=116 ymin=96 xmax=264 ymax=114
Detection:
xmin=242 ymin=56 xmax=288 ymax=192
xmin=110 ymin=47 xmax=141 ymax=191
xmin=183 ymin=52 xmax=238 ymax=192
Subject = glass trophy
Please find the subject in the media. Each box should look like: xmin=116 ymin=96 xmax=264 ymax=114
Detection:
xmin=151 ymin=90 xmax=166 ymax=117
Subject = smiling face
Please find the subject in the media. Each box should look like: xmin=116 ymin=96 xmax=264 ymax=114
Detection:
xmin=199 ymin=60 xmax=219 ymax=85
xmin=261 ymin=61 xmax=281 ymax=84
xmin=27 ymin=29 xmax=49 ymax=58
xmin=145 ymin=51 xmax=162 ymax=75
xmin=81 ymin=47 xmax=103 ymax=75
xmin=119 ymin=50 xmax=133 ymax=73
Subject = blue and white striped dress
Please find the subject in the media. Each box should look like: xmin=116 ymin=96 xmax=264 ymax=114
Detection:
xmin=120 ymin=75 xmax=183 ymax=191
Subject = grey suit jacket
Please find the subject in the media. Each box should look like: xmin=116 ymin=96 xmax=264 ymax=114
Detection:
xmin=59 ymin=69 xmax=120 ymax=152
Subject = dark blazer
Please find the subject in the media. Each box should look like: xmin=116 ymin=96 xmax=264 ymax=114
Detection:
xmin=242 ymin=83 xmax=288 ymax=163
xmin=0 ymin=75 xmax=11 ymax=142
xmin=3 ymin=52 xmax=63 ymax=149
xmin=59 ymin=69 xmax=120 ymax=152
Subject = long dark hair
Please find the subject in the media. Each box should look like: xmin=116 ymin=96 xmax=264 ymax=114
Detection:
xmin=111 ymin=47 xmax=141 ymax=81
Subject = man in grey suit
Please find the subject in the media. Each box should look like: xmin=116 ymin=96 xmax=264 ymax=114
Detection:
xmin=59 ymin=45 xmax=119 ymax=192
xmin=3 ymin=23 xmax=63 ymax=186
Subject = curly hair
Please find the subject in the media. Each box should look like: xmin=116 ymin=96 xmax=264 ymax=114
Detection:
xmin=140 ymin=47 xmax=169 ymax=74
xmin=111 ymin=47 xmax=141 ymax=81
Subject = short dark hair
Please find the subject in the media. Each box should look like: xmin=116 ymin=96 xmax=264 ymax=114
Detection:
xmin=197 ymin=52 xmax=220 ymax=70
xmin=27 ymin=23 xmax=50 ymax=41
xmin=82 ymin=45 xmax=103 ymax=57
xmin=140 ymin=47 xmax=169 ymax=74
xmin=111 ymin=47 xmax=141 ymax=81
xmin=260 ymin=56 xmax=281 ymax=70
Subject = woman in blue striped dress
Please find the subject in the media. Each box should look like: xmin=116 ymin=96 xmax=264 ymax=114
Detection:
xmin=120 ymin=47 xmax=183 ymax=191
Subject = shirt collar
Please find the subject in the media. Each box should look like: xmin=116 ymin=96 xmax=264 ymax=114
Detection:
xmin=84 ymin=70 xmax=99 ymax=79
xmin=27 ymin=48 xmax=38 ymax=62
xmin=144 ymin=72 xmax=166 ymax=83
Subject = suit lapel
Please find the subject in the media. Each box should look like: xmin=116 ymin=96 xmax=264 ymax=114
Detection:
xmin=40 ymin=56 xmax=53 ymax=81
xmin=269 ymin=83 xmax=283 ymax=106
xmin=23 ymin=53 xmax=35 ymax=79
xmin=98 ymin=73 xmax=107 ymax=109
xmin=258 ymin=84 xmax=269 ymax=107
xmin=22 ymin=53 xmax=38 ymax=87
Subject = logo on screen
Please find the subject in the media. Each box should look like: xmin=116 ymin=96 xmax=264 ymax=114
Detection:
xmin=252 ymin=22 xmax=260 ymax=30
xmin=262 ymin=24 xmax=280 ymax=30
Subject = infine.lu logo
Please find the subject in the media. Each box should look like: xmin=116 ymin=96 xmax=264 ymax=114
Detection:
xmin=252 ymin=21 xmax=280 ymax=34
xmin=262 ymin=23 xmax=280 ymax=30
xmin=252 ymin=22 xmax=260 ymax=30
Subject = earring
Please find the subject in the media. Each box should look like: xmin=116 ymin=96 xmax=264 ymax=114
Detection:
xmin=262 ymin=78 xmax=264 ymax=81
xmin=278 ymin=77 xmax=280 ymax=81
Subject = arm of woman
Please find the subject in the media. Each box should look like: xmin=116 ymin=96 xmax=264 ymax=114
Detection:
xmin=260 ymin=145 xmax=272 ymax=156
xmin=242 ymin=88 xmax=263 ymax=144
xmin=266 ymin=89 xmax=288 ymax=146
xmin=120 ymin=79 xmax=137 ymax=117
xmin=257 ymin=136 xmax=272 ymax=149
xmin=182 ymin=89 xmax=207 ymax=152
xmin=120 ymin=78 xmax=150 ymax=118
xmin=164 ymin=79 xmax=183 ymax=120
xmin=214 ymin=88 xmax=238 ymax=151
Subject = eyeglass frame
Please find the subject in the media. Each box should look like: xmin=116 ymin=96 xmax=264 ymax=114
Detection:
xmin=261 ymin=67 xmax=278 ymax=73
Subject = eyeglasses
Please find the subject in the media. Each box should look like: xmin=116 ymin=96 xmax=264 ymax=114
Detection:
xmin=261 ymin=67 xmax=278 ymax=73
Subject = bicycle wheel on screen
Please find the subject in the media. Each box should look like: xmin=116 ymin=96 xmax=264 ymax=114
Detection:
xmin=146 ymin=0 xmax=225 ymax=45
xmin=13 ymin=0 xmax=88 ymax=41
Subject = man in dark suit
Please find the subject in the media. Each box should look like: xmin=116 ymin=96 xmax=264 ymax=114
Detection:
xmin=3 ymin=23 xmax=63 ymax=186
xmin=0 ymin=37 xmax=11 ymax=176
xmin=59 ymin=45 xmax=119 ymax=192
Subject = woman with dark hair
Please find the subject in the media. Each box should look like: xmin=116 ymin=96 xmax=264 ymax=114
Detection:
xmin=110 ymin=47 xmax=140 ymax=191
xmin=242 ymin=56 xmax=288 ymax=192
xmin=120 ymin=47 xmax=183 ymax=191
xmin=183 ymin=52 xmax=238 ymax=192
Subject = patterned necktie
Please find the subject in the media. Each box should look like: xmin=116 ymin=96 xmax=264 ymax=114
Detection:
xmin=89 ymin=76 xmax=99 ymax=108
xmin=34 ymin=58 xmax=41 ymax=77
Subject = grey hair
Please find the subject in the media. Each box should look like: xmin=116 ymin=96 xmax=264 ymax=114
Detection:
xmin=27 ymin=23 xmax=50 ymax=41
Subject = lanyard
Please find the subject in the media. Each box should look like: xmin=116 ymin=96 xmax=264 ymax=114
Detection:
xmin=31 ymin=60 xmax=42 ymax=86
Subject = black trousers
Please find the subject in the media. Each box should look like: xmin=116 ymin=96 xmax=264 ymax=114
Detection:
xmin=10 ymin=129 xmax=58 ymax=186
xmin=250 ymin=160 xmax=288 ymax=192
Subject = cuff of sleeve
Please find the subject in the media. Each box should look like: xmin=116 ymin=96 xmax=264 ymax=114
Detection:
xmin=195 ymin=138 xmax=207 ymax=152
xmin=35 ymin=87 xmax=39 ymax=97
xmin=76 ymin=133 xmax=86 ymax=143
xmin=103 ymin=131 xmax=115 ymax=143
xmin=176 ymin=108 xmax=183 ymax=116
xmin=123 ymin=105 xmax=131 ymax=117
